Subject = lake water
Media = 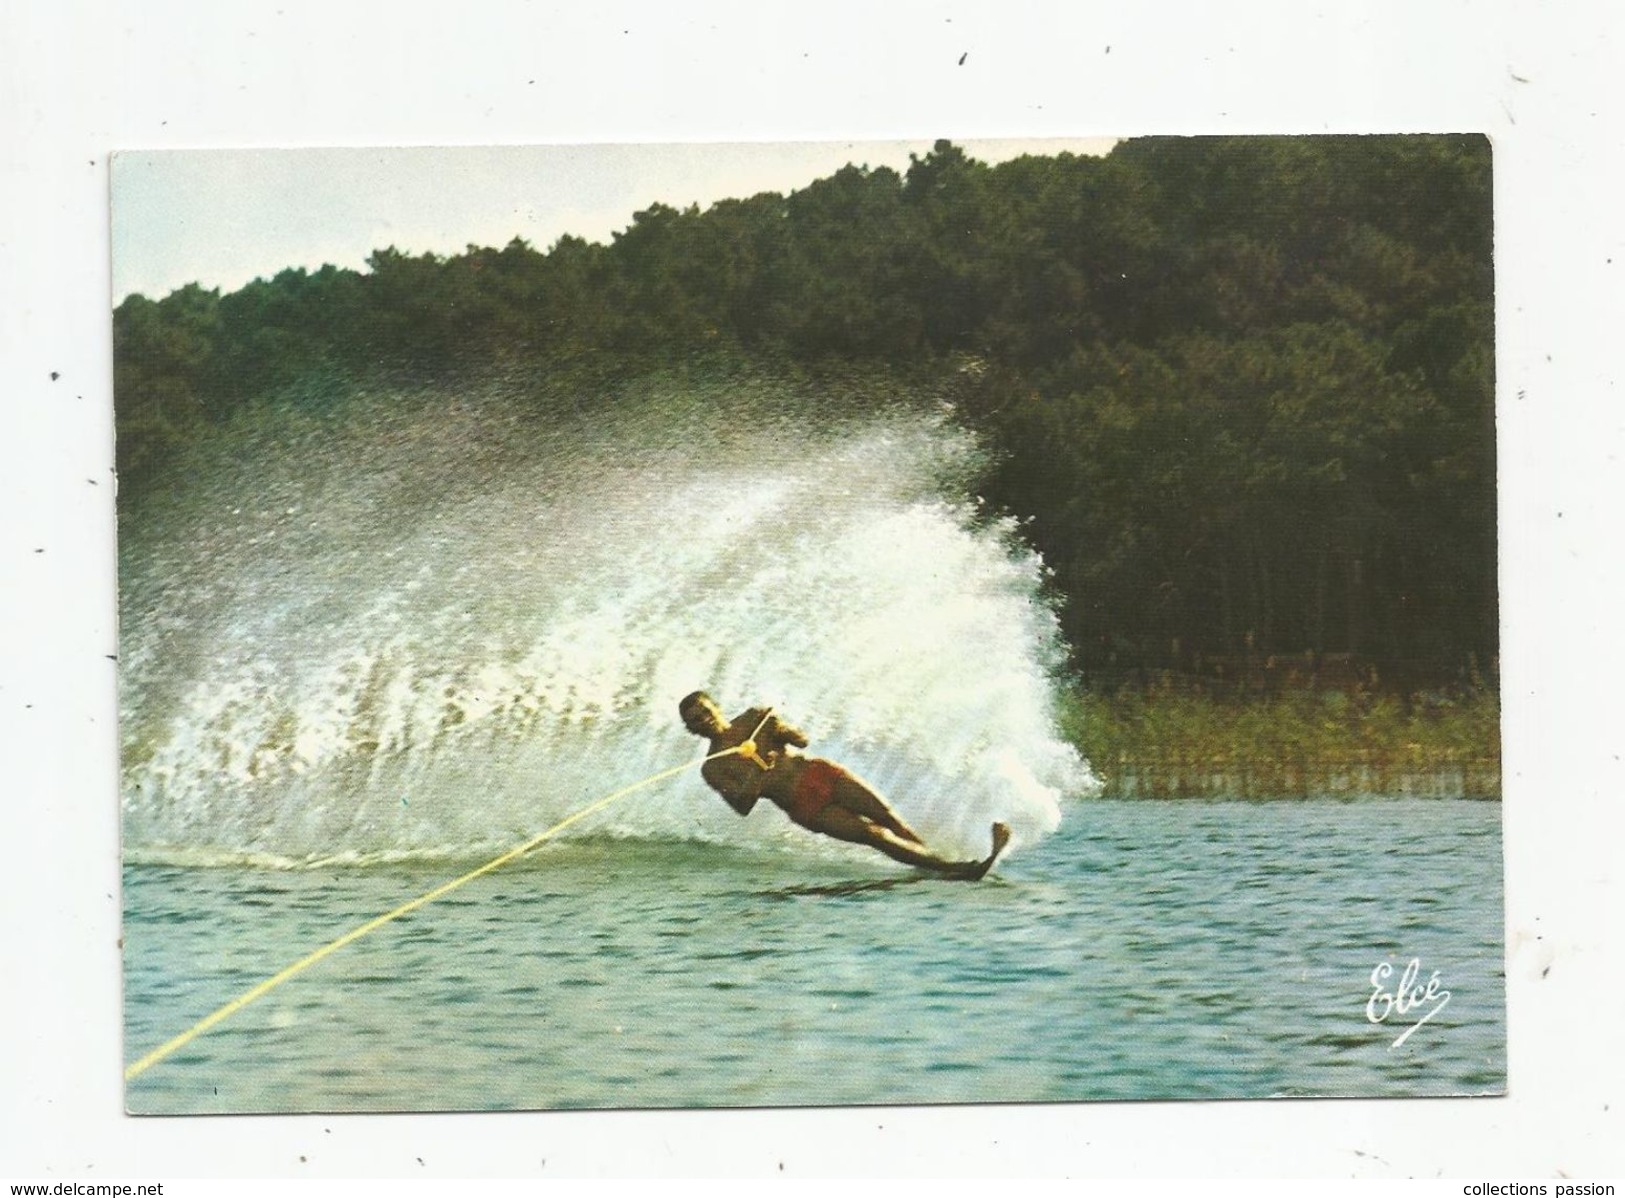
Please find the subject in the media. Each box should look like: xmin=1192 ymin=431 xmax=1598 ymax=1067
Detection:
xmin=118 ymin=385 xmax=1505 ymax=1113
xmin=123 ymin=795 xmax=1505 ymax=1113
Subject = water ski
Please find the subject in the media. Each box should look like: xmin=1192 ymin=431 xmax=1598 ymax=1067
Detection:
xmin=954 ymin=821 xmax=1011 ymax=882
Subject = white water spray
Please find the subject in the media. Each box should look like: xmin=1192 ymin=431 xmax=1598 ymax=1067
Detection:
xmin=119 ymin=374 xmax=1092 ymax=867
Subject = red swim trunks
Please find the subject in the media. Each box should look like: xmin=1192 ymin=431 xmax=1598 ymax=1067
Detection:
xmin=782 ymin=757 xmax=849 ymax=827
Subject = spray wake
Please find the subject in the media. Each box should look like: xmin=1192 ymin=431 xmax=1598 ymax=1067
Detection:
xmin=119 ymin=373 xmax=1092 ymax=866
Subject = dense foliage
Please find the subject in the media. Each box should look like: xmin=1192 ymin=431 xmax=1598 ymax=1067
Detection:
xmin=114 ymin=135 xmax=1495 ymax=689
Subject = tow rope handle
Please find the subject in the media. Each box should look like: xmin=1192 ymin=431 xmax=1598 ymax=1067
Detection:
xmin=737 ymin=707 xmax=778 ymax=770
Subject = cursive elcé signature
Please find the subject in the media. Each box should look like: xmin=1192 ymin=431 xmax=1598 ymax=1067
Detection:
xmin=1366 ymin=957 xmax=1451 ymax=1048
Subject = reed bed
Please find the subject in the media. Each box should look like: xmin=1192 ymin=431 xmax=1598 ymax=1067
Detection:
xmin=1062 ymin=682 xmax=1501 ymax=800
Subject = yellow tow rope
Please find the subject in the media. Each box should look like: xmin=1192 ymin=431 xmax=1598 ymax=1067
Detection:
xmin=125 ymin=735 xmax=758 ymax=1082
xmin=733 ymin=708 xmax=776 ymax=769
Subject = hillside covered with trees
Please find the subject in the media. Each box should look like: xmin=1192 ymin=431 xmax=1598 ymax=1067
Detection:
xmin=114 ymin=135 xmax=1495 ymax=693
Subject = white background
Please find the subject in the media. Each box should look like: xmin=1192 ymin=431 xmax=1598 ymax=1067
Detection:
xmin=2 ymin=0 xmax=1621 ymax=1180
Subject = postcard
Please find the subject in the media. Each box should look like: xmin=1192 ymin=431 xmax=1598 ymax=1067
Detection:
xmin=114 ymin=137 xmax=1503 ymax=1114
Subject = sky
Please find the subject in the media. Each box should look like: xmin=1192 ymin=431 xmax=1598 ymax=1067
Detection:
xmin=111 ymin=138 xmax=1118 ymax=303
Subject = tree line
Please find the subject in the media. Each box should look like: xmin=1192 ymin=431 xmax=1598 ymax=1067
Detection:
xmin=114 ymin=135 xmax=1496 ymax=689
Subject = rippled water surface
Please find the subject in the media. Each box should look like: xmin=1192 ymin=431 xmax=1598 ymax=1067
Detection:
xmin=124 ymin=796 xmax=1504 ymax=1113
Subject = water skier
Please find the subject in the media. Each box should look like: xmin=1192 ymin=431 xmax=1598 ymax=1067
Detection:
xmin=678 ymin=691 xmax=1010 ymax=880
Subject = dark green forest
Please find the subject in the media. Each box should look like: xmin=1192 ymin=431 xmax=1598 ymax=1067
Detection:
xmin=114 ymin=135 xmax=1496 ymax=693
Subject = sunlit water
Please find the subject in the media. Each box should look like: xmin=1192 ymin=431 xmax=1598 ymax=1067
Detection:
xmin=118 ymin=375 xmax=1503 ymax=1112
xmin=123 ymin=797 xmax=1503 ymax=1112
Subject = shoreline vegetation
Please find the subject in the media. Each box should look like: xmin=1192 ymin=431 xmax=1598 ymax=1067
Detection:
xmin=116 ymin=136 xmax=1500 ymax=787
xmin=1062 ymin=679 xmax=1500 ymax=800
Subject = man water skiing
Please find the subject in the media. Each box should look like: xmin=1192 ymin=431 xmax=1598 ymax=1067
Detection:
xmin=679 ymin=691 xmax=1010 ymax=880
